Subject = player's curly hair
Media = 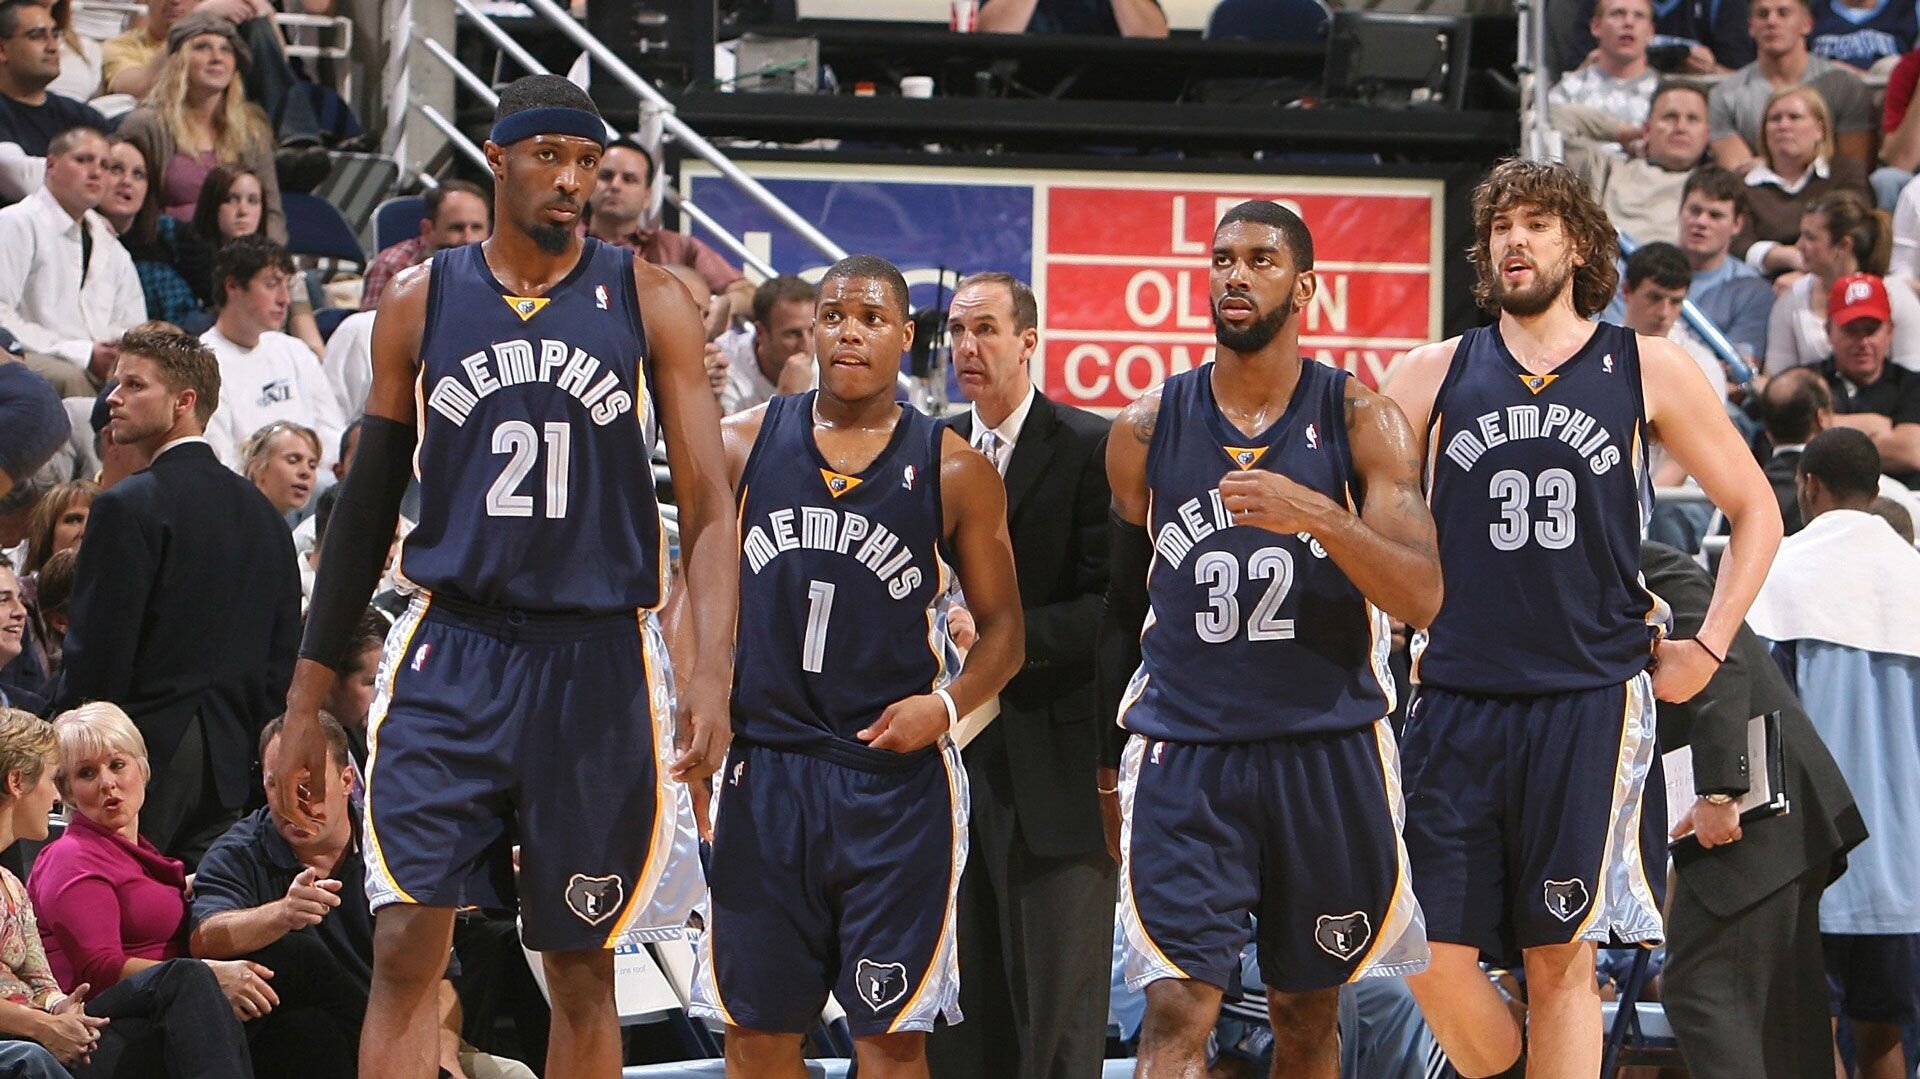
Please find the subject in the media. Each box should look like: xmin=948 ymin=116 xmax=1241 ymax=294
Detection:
xmin=1468 ymin=158 xmax=1620 ymax=321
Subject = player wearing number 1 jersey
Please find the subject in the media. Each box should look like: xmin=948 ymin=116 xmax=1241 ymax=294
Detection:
xmin=1385 ymin=158 xmax=1780 ymax=1079
xmin=1100 ymin=201 xmax=1441 ymax=1079
xmin=276 ymin=77 xmax=740 ymax=1079
xmin=689 ymin=255 xmax=1023 ymax=1078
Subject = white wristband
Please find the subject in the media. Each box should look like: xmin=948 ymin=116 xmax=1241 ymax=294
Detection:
xmin=933 ymin=687 xmax=958 ymax=730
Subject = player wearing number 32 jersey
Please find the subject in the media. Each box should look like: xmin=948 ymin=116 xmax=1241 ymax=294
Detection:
xmin=690 ymin=255 xmax=1023 ymax=1074
xmin=1100 ymin=200 xmax=1439 ymax=1079
xmin=281 ymin=76 xmax=741 ymax=1079
xmin=1385 ymin=158 xmax=1781 ymax=1079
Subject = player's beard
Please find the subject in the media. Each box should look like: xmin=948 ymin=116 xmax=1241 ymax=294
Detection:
xmin=1492 ymin=250 xmax=1575 ymax=317
xmin=1213 ymin=297 xmax=1293 ymax=353
xmin=528 ymin=221 xmax=572 ymax=255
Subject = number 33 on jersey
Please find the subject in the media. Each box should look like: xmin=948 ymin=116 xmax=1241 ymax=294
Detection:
xmin=399 ymin=240 xmax=668 ymax=614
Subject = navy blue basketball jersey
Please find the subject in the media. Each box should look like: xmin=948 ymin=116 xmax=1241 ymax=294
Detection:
xmin=1414 ymin=322 xmax=1660 ymax=695
xmin=399 ymin=239 xmax=664 ymax=614
xmin=1122 ymin=360 xmax=1393 ymax=744
xmin=732 ymin=392 xmax=950 ymax=765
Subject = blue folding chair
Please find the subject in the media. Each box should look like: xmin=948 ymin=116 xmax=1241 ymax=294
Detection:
xmin=372 ymin=195 xmax=426 ymax=254
xmin=1600 ymin=947 xmax=1681 ymax=1075
xmin=283 ymin=191 xmax=366 ymax=281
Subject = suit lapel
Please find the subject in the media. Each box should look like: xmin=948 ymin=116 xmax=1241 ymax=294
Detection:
xmin=1001 ymin=395 xmax=1056 ymax=513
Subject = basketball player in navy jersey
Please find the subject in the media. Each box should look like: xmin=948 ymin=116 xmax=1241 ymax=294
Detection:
xmin=275 ymin=76 xmax=740 ymax=1079
xmin=1385 ymin=158 xmax=1781 ymax=1079
xmin=1101 ymin=200 xmax=1441 ymax=1079
xmin=688 ymin=255 xmax=1023 ymax=1078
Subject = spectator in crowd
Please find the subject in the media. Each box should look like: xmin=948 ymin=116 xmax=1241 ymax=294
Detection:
xmin=977 ymin=0 xmax=1168 ymax=36
xmin=1746 ymin=426 xmax=1920 ymax=1079
xmin=1731 ymin=85 xmax=1871 ymax=273
xmin=101 ymin=0 xmax=197 ymax=98
xmin=101 ymin=135 xmax=214 ymax=334
xmin=357 ymin=179 xmax=489 ymax=311
xmin=0 ymin=564 xmax=40 ymax=716
xmin=32 ymin=702 xmax=348 ymax=1076
xmin=1675 ymin=165 xmax=1777 ymax=358
xmin=0 ymin=356 xmax=66 ymax=504
xmin=319 ymin=610 xmax=384 ymax=767
xmin=200 ymin=235 xmax=345 ymax=472
xmin=29 ymin=546 xmax=72 ymax=678
xmin=1880 ymin=50 xmax=1920 ymax=211
xmin=191 ymin=164 xmax=321 ymax=356
xmin=585 ymin=139 xmax=753 ymax=319
xmin=117 ymin=11 xmax=284 ymax=244
xmin=0 ymin=706 xmax=260 ymax=1079
xmin=1871 ymin=491 xmax=1916 ymax=539
xmin=1767 ymin=190 xmax=1920 ymax=373
xmin=1812 ymin=273 xmax=1920 ymax=485
xmin=0 ymin=126 xmax=145 ymax=399
xmin=1710 ymin=0 xmax=1874 ymax=174
xmin=33 ymin=0 xmax=96 ymax=102
xmin=1621 ymin=241 xmax=1729 ymax=400
xmin=720 ymin=274 xmax=816 ymax=414
xmin=54 ymin=328 xmax=300 ymax=865
xmin=1550 ymin=0 xmax=1660 ymax=157
xmin=104 ymin=0 xmax=322 ymax=152
xmin=1643 ymin=540 xmax=1866 ymax=1079
xmin=192 ymin=713 xmax=534 ymax=1079
xmin=1810 ymin=0 xmax=1914 ymax=71
xmin=1570 ymin=79 xmax=1712 ymax=246
xmin=0 ymin=0 xmax=104 ymax=205
xmin=1562 ymin=0 xmax=1753 ymax=74
xmin=237 ymin=419 xmax=316 ymax=522
xmin=1756 ymin=368 xmax=1919 ymax=533
xmin=18 ymin=478 xmax=87 ymax=588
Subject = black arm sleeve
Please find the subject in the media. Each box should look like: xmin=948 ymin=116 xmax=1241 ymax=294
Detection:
xmin=1096 ymin=510 xmax=1151 ymax=769
xmin=298 ymin=415 xmax=415 ymax=670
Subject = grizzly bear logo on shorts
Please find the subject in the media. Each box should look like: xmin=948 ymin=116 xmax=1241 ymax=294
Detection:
xmin=854 ymin=959 xmax=909 ymax=1012
xmin=1543 ymin=879 xmax=1591 ymax=923
xmin=1313 ymin=912 xmax=1373 ymax=961
xmin=564 ymin=874 xmax=626 ymax=927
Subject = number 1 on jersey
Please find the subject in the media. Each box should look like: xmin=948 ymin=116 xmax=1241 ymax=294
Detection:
xmin=486 ymin=420 xmax=572 ymax=519
xmin=802 ymin=579 xmax=836 ymax=673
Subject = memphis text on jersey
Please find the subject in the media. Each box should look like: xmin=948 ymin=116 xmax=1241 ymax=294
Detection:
xmin=1153 ymin=486 xmax=1328 ymax=570
xmin=743 ymin=506 xmax=927 ymax=600
xmin=1441 ymin=402 xmax=1624 ymax=476
xmin=425 ymin=337 xmax=636 ymax=427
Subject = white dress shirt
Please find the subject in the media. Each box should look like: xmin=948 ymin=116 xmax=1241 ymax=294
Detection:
xmin=967 ymin=383 xmax=1036 ymax=476
xmin=0 ymin=187 xmax=145 ymax=369
xmin=201 ymin=327 xmax=349 ymax=473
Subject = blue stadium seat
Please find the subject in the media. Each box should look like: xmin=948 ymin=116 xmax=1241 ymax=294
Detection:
xmin=283 ymin=191 xmax=367 ymax=279
xmin=373 ymin=195 xmax=426 ymax=255
xmin=1205 ymin=0 xmax=1330 ymax=43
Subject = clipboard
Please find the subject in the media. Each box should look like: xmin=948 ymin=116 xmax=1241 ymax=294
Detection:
xmin=1664 ymin=712 xmax=1789 ymax=846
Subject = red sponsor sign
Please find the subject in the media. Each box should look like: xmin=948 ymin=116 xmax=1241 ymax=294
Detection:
xmin=1036 ymin=185 xmax=1440 ymax=410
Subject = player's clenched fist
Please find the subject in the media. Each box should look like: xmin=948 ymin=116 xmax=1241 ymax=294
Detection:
xmin=1219 ymin=468 xmax=1332 ymax=534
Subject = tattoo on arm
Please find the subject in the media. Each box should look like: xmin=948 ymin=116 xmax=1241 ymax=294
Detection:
xmin=1131 ymin=400 xmax=1157 ymax=445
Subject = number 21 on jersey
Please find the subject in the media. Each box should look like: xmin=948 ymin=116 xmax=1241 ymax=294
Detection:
xmin=486 ymin=419 xmax=573 ymax=518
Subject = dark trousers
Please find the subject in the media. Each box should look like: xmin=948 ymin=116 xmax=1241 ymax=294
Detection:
xmin=239 ymin=932 xmax=363 ymax=1076
xmin=1664 ymin=860 xmax=1836 ymax=1078
xmin=81 ymin=958 xmax=253 ymax=1079
xmin=0 ymin=1042 xmax=69 ymax=1079
xmin=927 ymin=745 xmax=1116 ymax=1079
xmin=138 ymin=719 xmax=242 ymax=872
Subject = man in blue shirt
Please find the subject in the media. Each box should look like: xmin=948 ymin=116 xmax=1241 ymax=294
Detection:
xmin=978 ymin=0 xmax=1167 ymax=36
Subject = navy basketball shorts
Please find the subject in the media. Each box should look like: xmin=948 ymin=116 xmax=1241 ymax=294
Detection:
xmin=1117 ymin=723 xmax=1429 ymax=994
xmin=1400 ymin=672 xmax=1666 ymax=962
xmin=1824 ymin=933 xmax=1920 ymax=1025
xmin=362 ymin=594 xmax=703 ymax=951
xmin=689 ymin=739 xmax=968 ymax=1037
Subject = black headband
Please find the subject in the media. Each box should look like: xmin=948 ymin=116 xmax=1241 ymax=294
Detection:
xmin=490 ymin=107 xmax=606 ymax=149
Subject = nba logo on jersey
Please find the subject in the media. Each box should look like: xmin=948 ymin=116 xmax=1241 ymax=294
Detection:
xmin=730 ymin=761 xmax=745 ymax=786
xmin=1150 ymin=741 xmax=1165 ymax=764
xmin=1603 ymin=354 xmax=1615 ymax=374
xmin=1305 ymin=423 xmax=1319 ymax=449
xmin=595 ymin=284 xmax=609 ymax=310
xmin=410 ymin=643 xmax=432 ymax=672
xmin=901 ymin=465 xmax=917 ymax=490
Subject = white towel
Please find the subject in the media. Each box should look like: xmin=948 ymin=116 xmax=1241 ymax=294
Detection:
xmin=1747 ymin=509 xmax=1920 ymax=659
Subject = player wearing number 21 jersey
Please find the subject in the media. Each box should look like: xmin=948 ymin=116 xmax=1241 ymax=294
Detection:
xmin=1099 ymin=200 xmax=1440 ymax=1079
xmin=1384 ymin=158 xmax=1781 ymax=1079
xmin=689 ymin=255 xmax=1023 ymax=1073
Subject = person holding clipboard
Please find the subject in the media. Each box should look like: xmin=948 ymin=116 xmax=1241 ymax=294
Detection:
xmin=1641 ymin=540 xmax=1867 ymax=1079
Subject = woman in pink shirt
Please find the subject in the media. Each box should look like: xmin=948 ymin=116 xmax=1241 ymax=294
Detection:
xmin=0 ymin=705 xmax=251 ymax=1076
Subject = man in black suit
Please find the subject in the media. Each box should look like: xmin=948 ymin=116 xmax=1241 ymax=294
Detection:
xmin=1642 ymin=541 xmax=1867 ymax=1078
xmin=1758 ymin=368 xmax=1833 ymax=535
xmin=56 ymin=327 xmax=301 ymax=868
xmin=927 ymin=272 xmax=1116 ymax=1079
